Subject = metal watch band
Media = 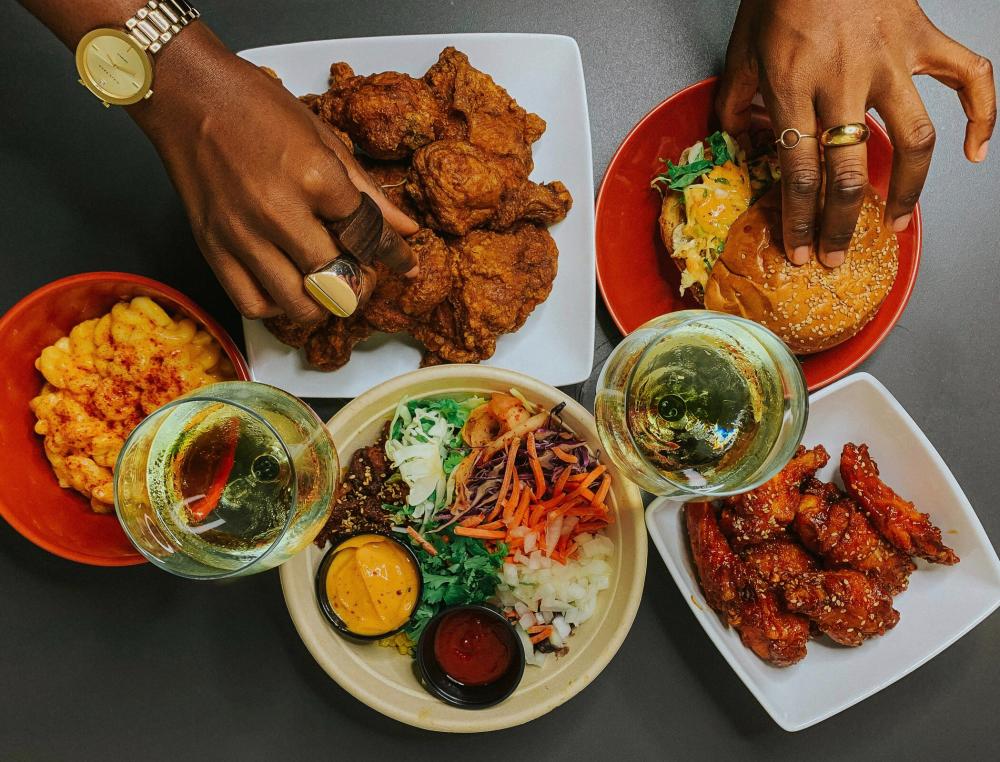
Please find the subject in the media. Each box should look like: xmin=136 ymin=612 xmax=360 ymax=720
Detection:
xmin=124 ymin=1 xmax=200 ymax=55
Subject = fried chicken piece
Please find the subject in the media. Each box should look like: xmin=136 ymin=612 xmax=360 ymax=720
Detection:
xmin=407 ymin=140 xmax=525 ymax=234
xmin=686 ymin=502 xmax=810 ymax=667
xmin=263 ymin=314 xmax=327 ymax=349
xmin=423 ymin=47 xmax=546 ymax=170
xmin=411 ymin=224 xmax=558 ymax=363
xmin=781 ymin=569 xmax=900 ymax=646
xmin=720 ymin=445 xmax=830 ymax=549
xmin=795 ymin=479 xmax=916 ymax=595
xmin=363 ymin=229 xmax=453 ymax=333
xmin=489 ymin=180 xmax=573 ymax=231
xmin=407 ymin=140 xmax=572 ymax=235
xmin=356 ymin=155 xmax=417 ymax=219
xmin=315 ymin=63 xmax=441 ymax=159
xmin=841 ymin=443 xmax=959 ymax=565
xmin=303 ymin=314 xmax=372 ymax=371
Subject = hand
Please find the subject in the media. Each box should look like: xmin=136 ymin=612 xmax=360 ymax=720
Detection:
xmin=717 ymin=0 xmax=995 ymax=267
xmin=130 ymin=26 xmax=418 ymax=322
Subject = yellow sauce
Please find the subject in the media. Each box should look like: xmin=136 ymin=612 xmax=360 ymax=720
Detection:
xmin=325 ymin=534 xmax=419 ymax=636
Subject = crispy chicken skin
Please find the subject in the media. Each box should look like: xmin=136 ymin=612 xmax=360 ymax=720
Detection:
xmin=720 ymin=445 xmax=831 ymax=548
xmin=263 ymin=314 xmax=327 ymax=349
xmin=411 ymin=224 xmax=558 ymax=363
xmin=795 ymin=479 xmax=916 ymax=595
xmin=686 ymin=503 xmax=810 ymax=667
xmin=356 ymin=155 xmax=417 ymax=219
xmin=841 ymin=443 xmax=959 ymax=565
xmin=316 ymin=63 xmax=441 ymax=160
xmin=406 ymin=140 xmax=573 ymax=235
xmin=303 ymin=314 xmax=373 ymax=372
xmin=363 ymin=229 xmax=453 ymax=333
xmin=781 ymin=569 xmax=900 ymax=646
xmin=422 ymin=47 xmax=546 ymax=170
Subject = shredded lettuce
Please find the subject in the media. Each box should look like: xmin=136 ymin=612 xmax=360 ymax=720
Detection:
xmin=652 ymin=131 xmax=739 ymax=192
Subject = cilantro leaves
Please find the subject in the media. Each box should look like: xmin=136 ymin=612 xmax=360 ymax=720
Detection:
xmin=404 ymin=533 xmax=508 ymax=641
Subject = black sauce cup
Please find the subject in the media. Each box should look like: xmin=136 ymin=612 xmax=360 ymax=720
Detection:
xmin=416 ymin=603 xmax=526 ymax=708
xmin=315 ymin=531 xmax=423 ymax=642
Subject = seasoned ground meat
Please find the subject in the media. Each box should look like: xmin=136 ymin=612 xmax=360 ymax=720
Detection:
xmin=314 ymin=430 xmax=407 ymax=549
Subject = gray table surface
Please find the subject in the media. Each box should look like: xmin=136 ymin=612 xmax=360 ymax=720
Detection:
xmin=2 ymin=1 xmax=998 ymax=759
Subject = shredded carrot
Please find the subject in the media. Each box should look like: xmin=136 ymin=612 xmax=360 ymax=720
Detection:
xmin=459 ymin=514 xmax=484 ymax=527
xmin=480 ymin=519 xmax=504 ymax=530
xmin=526 ymin=624 xmax=548 ymax=633
xmin=560 ymin=465 xmax=607 ymax=504
xmin=552 ymin=466 xmax=572 ymax=497
xmin=552 ymin=446 xmax=578 ymax=464
xmin=454 ymin=526 xmax=507 ymax=540
xmin=509 ymin=489 xmax=531 ymax=532
xmin=528 ymin=502 xmax=548 ymax=528
xmin=591 ymin=475 xmax=612 ymax=507
xmin=493 ymin=437 xmax=520 ymax=518
xmin=526 ymin=432 xmax=546 ymax=499
xmin=405 ymin=526 xmax=437 ymax=556
xmin=530 ymin=626 xmax=553 ymax=644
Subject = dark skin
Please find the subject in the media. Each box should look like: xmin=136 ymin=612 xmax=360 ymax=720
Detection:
xmin=18 ymin=0 xmax=418 ymax=323
xmin=718 ymin=0 xmax=996 ymax=267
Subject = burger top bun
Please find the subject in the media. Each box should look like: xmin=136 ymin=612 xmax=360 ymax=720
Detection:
xmin=704 ymin=186 xmax=899 ymax=354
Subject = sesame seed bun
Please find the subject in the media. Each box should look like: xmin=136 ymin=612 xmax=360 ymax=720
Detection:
xmin=703 ymin=187 xmax=899 ymax=354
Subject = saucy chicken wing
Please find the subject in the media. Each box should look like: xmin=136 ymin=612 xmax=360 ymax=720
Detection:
xmin=841 ymin=443 xmax=959 ymax=565
xmin=740 ymin=539 xmax=817 ymax=589
xmin=720 ymin=445 xmax=830 ymax=548
xmin=795 ymin=479 xmax=916 ymax=595
xmin=315 ymin=62 xmax=441 ymax=160
xmin=686 ymin=502 xmax=810 ymax=667
xmin=781 ymin=569 xmax=900 ymax=646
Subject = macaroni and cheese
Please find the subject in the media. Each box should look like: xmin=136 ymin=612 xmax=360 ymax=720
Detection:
xmin=30 ymin=296 xmax=235 ymax=513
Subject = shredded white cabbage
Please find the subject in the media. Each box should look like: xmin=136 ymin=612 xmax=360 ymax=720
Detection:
xmin=384 ymin=397 xmax=483 ymax=527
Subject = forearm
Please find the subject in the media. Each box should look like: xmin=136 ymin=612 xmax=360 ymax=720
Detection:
xmin=17 ymin=1 xmax=237 ymax=141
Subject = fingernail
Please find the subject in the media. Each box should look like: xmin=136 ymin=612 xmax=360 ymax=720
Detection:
xmin=790 ymin=246 xmax=811 ymax=266
xmin=821 ymin=250 xmax=846 ymax=268
xmin=975 ymin=140 xmax=989 ymax=162
xmin=892 ymin=214 xmax=912 ymax=232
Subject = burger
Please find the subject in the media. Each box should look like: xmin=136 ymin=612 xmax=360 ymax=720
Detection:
xmin=654 ymin=131 xmax=899 ymax=354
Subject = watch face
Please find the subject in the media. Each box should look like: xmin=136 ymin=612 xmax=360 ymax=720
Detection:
xmin=76 ymin=29 xmax=153 ymax=105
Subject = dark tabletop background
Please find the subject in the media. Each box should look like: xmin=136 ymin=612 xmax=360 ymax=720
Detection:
xmin=2 ymin=1 xmax=998 ymax=759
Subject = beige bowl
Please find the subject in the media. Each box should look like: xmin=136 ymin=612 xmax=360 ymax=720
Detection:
xmin=279 ymin=365 xmax=647 ymax=732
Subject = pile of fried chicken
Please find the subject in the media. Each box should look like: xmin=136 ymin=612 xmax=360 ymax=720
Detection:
xmin=686 ymin=442 xmax=959 ymax=667
xmin=264 ymin=48 xmax=573 ymax=370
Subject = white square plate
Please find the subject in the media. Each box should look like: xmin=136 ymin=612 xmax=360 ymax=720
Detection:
xmin=237 ymin=34 xmax=595 ymax=398
xmin=645 ymin=372 xmax=1000 ymax=731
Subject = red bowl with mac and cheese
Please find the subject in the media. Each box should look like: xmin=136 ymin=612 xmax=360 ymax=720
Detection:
xmin=0 ymin=272 xmax=250 ymax=567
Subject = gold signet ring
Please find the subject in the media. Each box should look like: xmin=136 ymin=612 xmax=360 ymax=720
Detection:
xmin=820 ymin=123 xmax=871 ymax=147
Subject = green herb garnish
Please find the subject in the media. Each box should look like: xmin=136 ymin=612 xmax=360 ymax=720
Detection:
xmin=404 ymin=533 xmax=508 ymax=642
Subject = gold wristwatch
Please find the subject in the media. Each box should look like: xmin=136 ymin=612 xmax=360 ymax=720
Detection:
xmin=75 ymin=1 xmax=200 ymax=107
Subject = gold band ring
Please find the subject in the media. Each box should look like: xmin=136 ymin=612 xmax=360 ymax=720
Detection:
xmin=775 ymin=128 xmax=818 ymax=149
xmin=820 ymin=122 xmax=870 ymax=147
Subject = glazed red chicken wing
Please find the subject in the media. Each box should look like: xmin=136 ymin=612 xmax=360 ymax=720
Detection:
xmin=840 ymin=443 xmax=959 ymax=565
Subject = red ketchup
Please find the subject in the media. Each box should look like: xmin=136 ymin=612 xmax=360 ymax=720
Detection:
xmin=433 ymin=609 xmax=514 ymax=686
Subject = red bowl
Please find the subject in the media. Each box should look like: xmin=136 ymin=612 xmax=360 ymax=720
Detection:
xmin=596 ymin=76 xmax=921 ymax=391
xmin=0 ymin=272 xmax=250 ymax=566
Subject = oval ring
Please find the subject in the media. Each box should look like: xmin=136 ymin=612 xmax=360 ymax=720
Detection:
xmin=775 ymin=128 xmax=818 ymax=150
xmin=820 ymin=122 xmax=871 ymax=147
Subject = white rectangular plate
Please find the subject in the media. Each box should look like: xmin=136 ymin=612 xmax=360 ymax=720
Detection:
xmin=646 ymin=372 xmax=1000 ymax=731
xmin=238 ymin=33 xmax=595 ymax=398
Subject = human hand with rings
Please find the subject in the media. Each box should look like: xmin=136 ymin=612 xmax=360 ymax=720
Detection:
xmin=717 ymin=0 xmax=996 ymax=267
